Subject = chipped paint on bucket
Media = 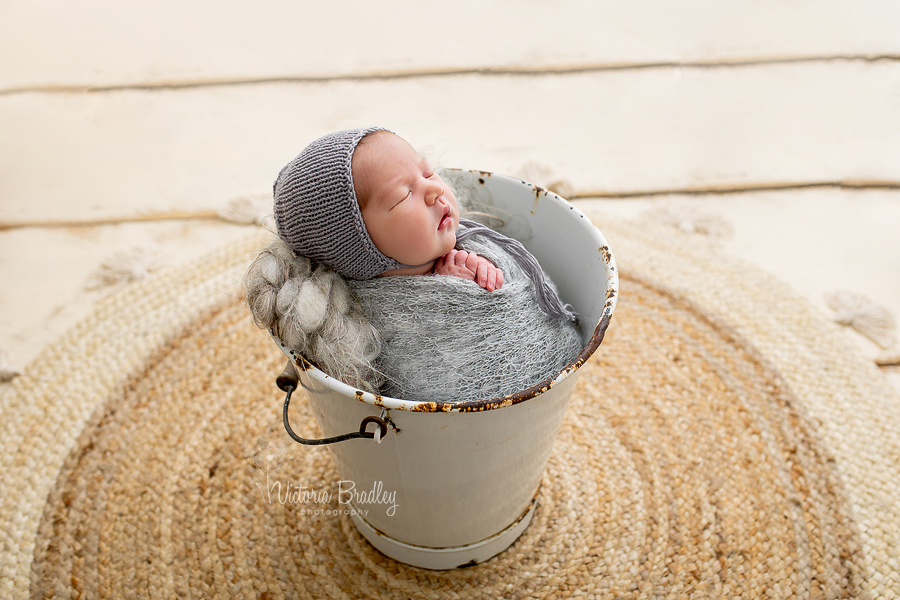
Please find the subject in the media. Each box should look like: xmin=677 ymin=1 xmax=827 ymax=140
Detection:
xmin=277 ymin=170 xmax=618 ymax=569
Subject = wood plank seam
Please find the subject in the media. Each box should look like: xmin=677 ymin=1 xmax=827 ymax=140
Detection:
xmin=3 ymin=54 xmax=899 ymax=96
xmin=2 ymin=181 xmax=898 ymax=231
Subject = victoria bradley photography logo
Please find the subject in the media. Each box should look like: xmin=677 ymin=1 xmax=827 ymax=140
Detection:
xmin=252 ymin=439 xmax=399 ymax=516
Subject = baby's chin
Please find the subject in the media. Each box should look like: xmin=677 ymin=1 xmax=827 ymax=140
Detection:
xmin=439 ymin=233 xmax=457 ymax=256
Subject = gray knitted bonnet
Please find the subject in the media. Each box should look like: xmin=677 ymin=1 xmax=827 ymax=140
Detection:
xmin=273 ymin=126 xmax=405 ymax=280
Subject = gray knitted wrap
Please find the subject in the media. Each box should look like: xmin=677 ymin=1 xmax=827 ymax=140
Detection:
xmin=273 ymin=126 xmax=404 ymax=280
xmin=348 ymin=232 xmax=584 ymax=403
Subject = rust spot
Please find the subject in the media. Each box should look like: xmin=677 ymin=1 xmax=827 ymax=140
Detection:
xmin=478 ymin=178 xmax=485 ymax=184
xmin=456 ymin=396 xmax=517 ymax=413
xmin=477 ymin=170 xmax=493 ymax=178
xmin=533 ymin=185 xmax=545 ymax=197
xmin=382 ymin=411 xmax=401 ymax=434
xmin=355 ymin=391 xmax=365 ymax=401
xmin=365 ymin=520 xmax=395 ymax=539
xmin=457 ymin=559 xmax=479 ymax=569
xmin=598 ymin=245 xmax=613 ymax=263
xmin=562 ymin=359 xmax=583 ymax=376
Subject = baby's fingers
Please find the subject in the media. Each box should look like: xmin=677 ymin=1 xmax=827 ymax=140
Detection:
xmin=475 ymin=260 xmax=490 ymax=289
xmin=431 ymin=253 xmax=448 ymax=273
xmin=465 ymin=252 xmax=483 ymax=274
xmin=485 ymin=265 xmax=504 ymax=291
xmin=484 ymin=265 xmax=504 ymax=291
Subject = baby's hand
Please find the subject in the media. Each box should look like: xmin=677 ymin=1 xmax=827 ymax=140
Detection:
xmin=432 ymin=250 xmax=504 ymax=291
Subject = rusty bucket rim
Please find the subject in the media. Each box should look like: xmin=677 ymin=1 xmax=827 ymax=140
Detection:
xmin=280 ymin=170 xmax=618 ymax=413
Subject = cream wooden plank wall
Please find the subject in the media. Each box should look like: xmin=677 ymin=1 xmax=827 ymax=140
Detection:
xmin=2 ymin=1 xmax=899 ymax=224
xmin=2 ymin=62 xmax=899 ymax=223
xmin=1 ymin=0 xmax=899 ymax=90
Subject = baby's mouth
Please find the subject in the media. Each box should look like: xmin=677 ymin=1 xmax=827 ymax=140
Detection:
xmin=438 ymin=206 xmax=452 ymax=230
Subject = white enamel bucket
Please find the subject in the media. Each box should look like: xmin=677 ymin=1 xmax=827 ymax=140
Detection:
xmin=276 ymin=170 xmax=618 ymax=570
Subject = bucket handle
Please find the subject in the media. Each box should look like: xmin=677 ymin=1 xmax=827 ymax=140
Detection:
xmin=277 ymin=361 xmax=388 ymax=446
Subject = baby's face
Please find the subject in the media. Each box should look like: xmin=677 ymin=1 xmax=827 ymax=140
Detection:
xmin=353 ymin=132 xmax=459 ymax=275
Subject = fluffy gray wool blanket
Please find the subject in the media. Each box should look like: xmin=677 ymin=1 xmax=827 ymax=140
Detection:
xmin=243 ymin=232 xmax=583 ymax=403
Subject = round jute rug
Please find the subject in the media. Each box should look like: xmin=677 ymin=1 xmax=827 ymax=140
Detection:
xmin=2 ymin=216 xmax=899 ymax=599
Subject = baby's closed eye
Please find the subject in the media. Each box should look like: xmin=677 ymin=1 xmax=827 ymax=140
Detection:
xmin=391 ymin=190 xmax=411 ymax=208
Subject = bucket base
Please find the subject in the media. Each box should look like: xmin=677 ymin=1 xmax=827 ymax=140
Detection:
xmin=349 ymin=496 xmax=538 ymax=570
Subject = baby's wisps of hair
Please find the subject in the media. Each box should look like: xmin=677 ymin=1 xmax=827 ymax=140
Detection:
xmin=243 ymin=127 xmax=582 ymax=402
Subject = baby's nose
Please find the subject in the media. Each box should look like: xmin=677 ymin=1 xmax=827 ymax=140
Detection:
xmin=425 ymin=181 xmax=443 ymax=205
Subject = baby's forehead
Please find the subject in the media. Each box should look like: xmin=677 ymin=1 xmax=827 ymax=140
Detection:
xmin=359 ymin=131 xmax=420 ymax=158
xmin=353 ymin=133 xmax=426 ymax=179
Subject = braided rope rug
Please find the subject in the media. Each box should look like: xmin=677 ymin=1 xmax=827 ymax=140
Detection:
xmin=2 ymin=214 xmax=899 ymax=599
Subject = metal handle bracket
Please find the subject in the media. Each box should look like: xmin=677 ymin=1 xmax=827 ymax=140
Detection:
xmin=278 ymin=361 xmax=388 ymax=446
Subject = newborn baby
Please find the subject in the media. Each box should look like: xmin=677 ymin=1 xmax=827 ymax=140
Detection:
xmin=245 ymin=127 xmax=582 ymax=402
